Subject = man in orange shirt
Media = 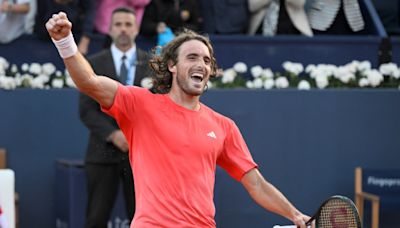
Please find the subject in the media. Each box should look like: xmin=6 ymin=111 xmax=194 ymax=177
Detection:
xmin=46 ymin=12 xmax=310 ymax=228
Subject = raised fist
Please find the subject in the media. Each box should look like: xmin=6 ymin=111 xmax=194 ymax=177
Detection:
xmin=45 ymin=12 xmax=72 ymax=41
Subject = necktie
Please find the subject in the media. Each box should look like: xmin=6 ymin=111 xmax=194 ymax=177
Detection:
xmin=120 ymin=55 xmax=128 ymax=85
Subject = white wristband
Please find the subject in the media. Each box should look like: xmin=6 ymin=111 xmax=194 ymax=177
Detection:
xmin=52 ymin=33 xmax=78 ymax=59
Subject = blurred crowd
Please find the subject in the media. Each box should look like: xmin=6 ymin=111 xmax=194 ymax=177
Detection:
xmin=0 ymin=0 xmax=399 ymax=53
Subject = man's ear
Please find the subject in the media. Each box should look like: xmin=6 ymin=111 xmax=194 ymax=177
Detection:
xmin=168 ymin=60 xmax=176 ymax=74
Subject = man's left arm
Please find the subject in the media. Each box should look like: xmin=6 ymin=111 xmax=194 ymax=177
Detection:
xmin=241 ymin=168 xmax=310 ymax=228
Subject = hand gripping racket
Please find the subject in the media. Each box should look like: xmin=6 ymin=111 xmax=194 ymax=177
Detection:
xmin=305 ymin=195 xmax=362 ymax=228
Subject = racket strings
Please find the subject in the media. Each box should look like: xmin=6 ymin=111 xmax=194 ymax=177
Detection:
xmin=317 ymin=199 xmax=359 ymax=228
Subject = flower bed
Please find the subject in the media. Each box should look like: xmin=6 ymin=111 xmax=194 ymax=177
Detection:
xmin=1 ymin=56 xmax=399 ymax=90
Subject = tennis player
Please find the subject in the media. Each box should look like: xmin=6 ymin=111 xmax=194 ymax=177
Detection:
xmin=46 ymin=12 xmax=310 ymax=228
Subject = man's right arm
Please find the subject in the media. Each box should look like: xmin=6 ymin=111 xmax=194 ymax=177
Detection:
xmin=64 ymin=51 xmax=117 ymax=108
xmin=46 ymin=12 xmax=117 ymax=108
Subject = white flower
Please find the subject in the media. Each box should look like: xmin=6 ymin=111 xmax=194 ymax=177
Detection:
xmin=261 ymin=68 xmax=273 ymax=79
xmin=334 ymin=66 xmax=355 ymax=83
xmin=253 ymin=78 xmax=263 ymax=89
xmin=42 ymin=63 xmax=56 ymax=76
xmin=29 ymin=63 xmax=42 ymax=75
xmin=250 ymin=65 xmax=263 ymax=78
xmin=64 ymin=69 xmax=71 ymax=77
xmin=275 ymin=77 xmax=289 ymax=89
xmin=55 ymin=70 xmax=63 ymax=77
xmin=140 ymin=77 xmax=153 ymax=89
xmin=0 ymin=57 xmax=9 ymax=68
xmin=358 ymin=78 xmax=369 ymax=87
xmin=309 ymin=67 xmax=322 ymax=79
xmin=297 ymin=80 xmax=311 ymax=90
xmin=366 ymin=69 xmax=383 ymax=87
xmin=4 ymin=56 xmax=400 ymax=90
xmin=31 ymin=77 xmax=46 ymax=89
xmin=11 ymin=64 xmax=18 ymax=74
xmin=305 ymin=64 xmax=316 ymax=74
xmin=21 ymin=63 xmax=29 ymax=72
xmin=315 ymin=75 xmax=329 ymax=89
xmin=233 ymin=62 xmax=247 ymax=73
xmin=379 ymin=63 xmax=400 ymax=79
xmin=29 ymin=74 xmax=50 ymax=89
xmin=283 ymin=61 xmax=303 ymax=75
xmin=357 ymin=61 xmax=371 ymax=72
xmin=318 ymin=64 xmax=337 ymax=78
xmin=308 ymin=64 xmax=336 ymax=79
xmin=345 ymin=60 xmax=360 ymax=73
xmin=206 ymin=81 xmax=213 ymax=89
xmin=246 ymin=80 xmax=254 ymax=89
xmin=0 ymin=76 xmax=17 ymax=90
xmin=65 ymin=76 xmax=76 ymax=88
xmin=0 ymin=57 xmax=9 ymax=75
xmin=51 ymin=78 xmax=64 ymax=88
xmin=38 ymin=74 xmax=50 ymax=83
xmin=263 ymin=79 xmax=274 ymax=89
xmin=222 ymin=68 xmax=236 ymax=83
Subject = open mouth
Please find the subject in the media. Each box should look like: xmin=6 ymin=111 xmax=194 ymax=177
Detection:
xmin=191 ymin=73 xmax=203 ymax=83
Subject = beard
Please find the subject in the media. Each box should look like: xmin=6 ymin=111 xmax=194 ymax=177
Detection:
xmin=115 ymin=34 xmax=132 ymax=46
xmin=176 ymin=71 xmax=206 ymax=96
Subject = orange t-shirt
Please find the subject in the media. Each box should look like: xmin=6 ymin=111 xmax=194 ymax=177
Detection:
xmin=102 ymin=85 xmax=257 ymax=228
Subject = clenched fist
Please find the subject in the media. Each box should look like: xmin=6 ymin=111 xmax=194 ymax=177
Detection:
xmin=45 ymin=12 xmax=72 ymax=41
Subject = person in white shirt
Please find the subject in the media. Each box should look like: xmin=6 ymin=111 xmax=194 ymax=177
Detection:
xmin=0 ymin=0 xmax=30 ymax=43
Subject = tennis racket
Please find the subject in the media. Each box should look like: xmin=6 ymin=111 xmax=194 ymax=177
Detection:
xmin=305 ymin=195 xmax=361 ymax=228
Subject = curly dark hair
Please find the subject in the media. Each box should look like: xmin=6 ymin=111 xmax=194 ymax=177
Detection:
xmin=149 ymin=30 xmax=218 ymax=94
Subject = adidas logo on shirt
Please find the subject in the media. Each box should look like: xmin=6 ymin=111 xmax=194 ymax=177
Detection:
xmin=207 ymin=131 xmax=217 ymax=139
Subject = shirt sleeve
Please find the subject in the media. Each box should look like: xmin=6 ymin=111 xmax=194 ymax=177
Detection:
xmin=101 ymin=84 xmax=138 ymax=133
xmin=217 ymin=119 xmax=258 ymax=181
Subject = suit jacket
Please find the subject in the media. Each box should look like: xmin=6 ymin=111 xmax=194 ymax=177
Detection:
xmin=79 ymin=48 xmax=151 ymax=164
xmin=247 ymin=0 xmax=313 ymax=36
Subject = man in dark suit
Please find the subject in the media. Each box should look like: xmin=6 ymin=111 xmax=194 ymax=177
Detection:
xmin=79 ymin=7 xmax=151 ymax=228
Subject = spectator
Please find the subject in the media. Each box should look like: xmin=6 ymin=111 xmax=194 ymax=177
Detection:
xmin=24 ymin=0 xmax=36 ymax=34
xmin=94 ymin=0 xmax=151 ymax=35
xmin=247 ymin=0 xmax=313 ymax=36
xmin=34 ymin=0 xmax=95 ymax=55
xmin=306 ymin=0 xmax=365 ymax=34
xmin=140 ymin=0 xmax=202 ymax=37
xmin=79 ymin=7 xmax=151 ymax=228
xmin=0 ymin=0 xmax=31 ymax=44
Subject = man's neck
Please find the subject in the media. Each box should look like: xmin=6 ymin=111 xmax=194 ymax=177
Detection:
xmin=167 ymin=91 xmax=200 ymax=111
xmin=116 ymin=43 xmax=135 ymax=53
